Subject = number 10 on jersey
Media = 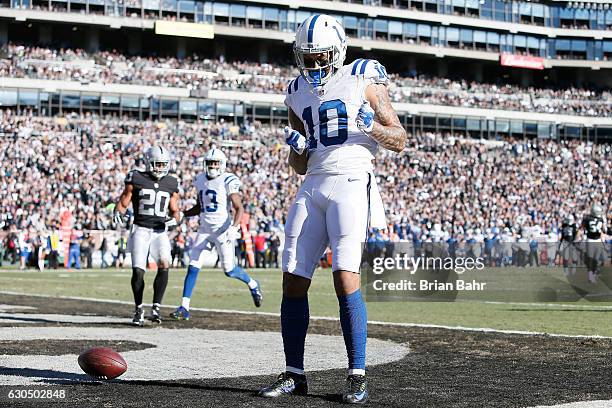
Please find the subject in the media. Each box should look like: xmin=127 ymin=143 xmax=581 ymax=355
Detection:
xmin=302 ymin=99 xmax=348 ymax=149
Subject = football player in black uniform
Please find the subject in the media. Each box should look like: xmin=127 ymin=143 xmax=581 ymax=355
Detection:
xmin=581 ymin=204 xmax=609 ymax=283
xmin=114 ymin=146 xmax=181 ymax=326
xmin=559 ymin=215 xmax=578 ymax=276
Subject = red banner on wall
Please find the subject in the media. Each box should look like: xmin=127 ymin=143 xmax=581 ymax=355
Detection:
xmin=500 ymin=54 xmax=545 ymax=70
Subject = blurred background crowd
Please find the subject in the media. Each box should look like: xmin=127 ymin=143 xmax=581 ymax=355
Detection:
xmin=2 ymin=43 xmax=610 ymax=117
xmin=0 ymin=108 xmax=609 ymax=269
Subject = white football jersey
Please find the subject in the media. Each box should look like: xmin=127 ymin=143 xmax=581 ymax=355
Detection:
xmin=285 ymin=58 xmax=390 ymax=175
xmin=194 ymin=172 xmax=241 ymax=231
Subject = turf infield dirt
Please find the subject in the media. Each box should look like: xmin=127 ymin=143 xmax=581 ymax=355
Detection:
xmin=0 ymin=293 xmax=611 ymax=408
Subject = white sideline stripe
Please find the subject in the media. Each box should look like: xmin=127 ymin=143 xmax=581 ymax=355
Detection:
xmin=1 ymin=291 xmax=611 ymax=340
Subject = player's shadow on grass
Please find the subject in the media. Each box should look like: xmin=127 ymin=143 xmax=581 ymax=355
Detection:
xmin=508 ymin=308 xmax=612 ymax=313
xmin=0 ymin=366 xmax=91 ymax=382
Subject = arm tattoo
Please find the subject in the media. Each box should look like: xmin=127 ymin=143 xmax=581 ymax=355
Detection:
xmin=368 ymin=84 xmax=407 ymax=153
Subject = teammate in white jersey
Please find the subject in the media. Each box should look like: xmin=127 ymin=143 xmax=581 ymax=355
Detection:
xmin=258 ymin=14 xmax=406 ymax=404
xmin=170 ymin=149 xmax=263 ymax=321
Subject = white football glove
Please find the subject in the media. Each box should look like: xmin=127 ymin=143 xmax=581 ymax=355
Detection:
xmin=113 ymin=209 xmax=124 ymax=227
xmin=356 ymin=101 xmax=375 ymax=134
xmin=227 ymin=225 xmax=242 ymax=241
xmin=164 ymin=217 xmax=178 ymax=230
xmin=284 ymin=126 xmax=307 ymax=155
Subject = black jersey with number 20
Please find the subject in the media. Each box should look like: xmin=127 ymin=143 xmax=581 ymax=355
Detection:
xmin=126 ymin=170 xmax=179 ymax=230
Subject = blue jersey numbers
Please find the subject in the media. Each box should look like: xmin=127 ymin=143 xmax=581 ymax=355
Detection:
xmin=200 ymin=189 xmax=219 ymax=213
xmin=302 ymin=99 xmax=348 ymax=148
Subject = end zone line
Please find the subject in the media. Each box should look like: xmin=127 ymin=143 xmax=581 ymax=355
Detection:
xmin=1 ymin=290 xmax=611 ymax=340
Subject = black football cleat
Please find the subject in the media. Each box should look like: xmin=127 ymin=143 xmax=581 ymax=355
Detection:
xmin=132 ymin=307 xmax=145 ymax=326
xmin=258 ymin=372 xmax=307 ymax=398
xmin=149 ymin=305 xmax=162 ymax=324
xmin=250 ymin=280 xmax=263 ymax=308
xmin=343 ymin=374 xmax=368 ymax=404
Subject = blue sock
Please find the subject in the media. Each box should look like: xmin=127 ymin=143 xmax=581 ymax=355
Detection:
xmin=338 ymin=290 xmax=367 ymax=372
xmin=281 ymin=295 xmax=309 ymax=372
xmin=182 ymin=265 xmax=200 ymax=298
xmin=225 ymin=266 xmax=251 ymax=285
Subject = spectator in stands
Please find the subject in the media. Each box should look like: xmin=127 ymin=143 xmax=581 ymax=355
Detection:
xmin=254 ymin=230 xmax=267 ymax=268
xmin=66 ymin=231 xmax=81 ymax=269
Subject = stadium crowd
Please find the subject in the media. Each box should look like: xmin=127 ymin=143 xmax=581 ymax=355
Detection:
xmin=1 ymin=44 xmax=611 ymax=117
xmin=1 ymin=110 xmax=609 ymax=248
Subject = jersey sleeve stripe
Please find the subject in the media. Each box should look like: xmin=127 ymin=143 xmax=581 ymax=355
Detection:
xmin=307 ymin=14 xmax=321 ymax=43
xmin=293 ymin=77 xmax=299 ymax=93
xmin=359 ymin=59 xmax=371 ymax=75
xmin=351 ymin=59 xmax=364 ymax=75
xmin=287 ymin=79 xmax=295 ymax=95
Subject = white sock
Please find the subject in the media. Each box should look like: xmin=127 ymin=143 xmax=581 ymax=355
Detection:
xmin=181 ymin=297 xmax=191 ymax=310
xmin=348 ymin=368 xmax=366 ymax=376
xmin=247 ymin=279 xmax=258 ymax=289
xmin=286 ymin=366 xmax=304 ymax=376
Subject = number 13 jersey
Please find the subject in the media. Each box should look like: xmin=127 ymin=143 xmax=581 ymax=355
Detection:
xmin=126 ymin=170 xmax=180 ymax=230
xmin=285 ymin=59 xmax=390 ymax=175
xmin=194 ymin=172 xmax=241 ymax=232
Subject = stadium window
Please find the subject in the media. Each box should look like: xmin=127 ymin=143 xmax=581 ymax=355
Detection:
xmin=296 ymin=11 xmax=311 ymax=29
xmin=493 ymin=0 xmax=506 ymax=22
xmin=81 ymin=94 xmax=101 ymax=108
xmin=161 ymin=99 xmax=179 ymax=116
xmin=452 ymin=117 xmax=466 ymax=130
xmin=537 ymin=123 xmax=552 ymax=139
xmin=603 ymin=41 xmax=612 ymax=60
xmin=403 ymin=22 xmax=417 ymax=43
xmin=439 ymin=117 xmax=451 ymax=129
xmin=0 ymin=90 xmax=17 ymax=107
xmin=519 ymin=2 xmax=532 ymax=24
xmin=486 ymin=31 xmax=500 ymax=52
xmin=606 ymin=11 xmax=612 ymax=30
xmin=178 ymin=1 xmax=195 ymax=20
xmin=524 ymin=122 xmax=537 ymax=136
xmin=452 ymin=0 xmax=466 ymax=16
xmin=417 ymin=24 xmax=431 ymax=45
xmin=230 ymin=4 xmax=246 ymax=27
xmin=263 ymin=8 xmax=278 ymax=30
xmin=460 ymin=29 xmax=473 ymax=48
xmin=532 ymin=4 xmax=545 ymax=26
xmin=510 ymin=121 xmax=523 ymax=135
xmin=198 ymin=101 xmax=215 ymax=119
xmin=423 ymin=0 xmax=437 ymax=13
xmin=121 ymin=96 xmax=140 ymax=116
xmin=179 ymin=100 xmax=197 ymax=121
xmin=374 ymin=19 xmax=388 ymax=41
xmin=496 ymin=120 xmax=509 ymax=134
xmin=389 ymin=21 xmax=403 ymax=42
xmin=344 ymin=16 xmax=358 ymax=38
xmin=410 ymin=0 xmax=425 ymax=12
xmin=422 ymin=116 xmax=436 ymax=131
xmin=255 ymin=105 xmax=270 ymax=118
xmin=246 ymin=6 xmax=262 ymax=28
xmin=445 ymin=27 xmax=459 ymax=48
xmin=101 ymin=95 xmax=120 ymax=116
xmin=465 ymin=0 xmax=479 ymax=17
xmin=17 ymin=90 xmax=39 ymax=107
xmin=480 ymin=0 xmax=492 ymax=19
xmin=474 ymin=30 xmax=486 ymax=51
xmin=213 ymin=2 xmax=229 ymax=25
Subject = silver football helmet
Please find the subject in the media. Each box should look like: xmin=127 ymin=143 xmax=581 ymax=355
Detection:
xmin=591 ymin=204 xmax=603 ymax=218
xmin=204 ymin=148 xmax=227 ymax=179
xmin=146 ymin=145 xmax=170 ymax=179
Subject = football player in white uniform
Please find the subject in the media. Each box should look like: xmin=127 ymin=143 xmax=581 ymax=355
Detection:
xmin=258 ymin=14 xmax=406 ymax=404
xmin=114 ymin=146 xmax=181 ymax=326
xmin=170 ymin=149 xmax=263 ymax=321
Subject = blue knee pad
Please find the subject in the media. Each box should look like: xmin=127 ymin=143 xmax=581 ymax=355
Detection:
xmin=182 ymin=265 xmax=200 ymax=298
xmin=224 ymin=266 xmax=251 ymax=284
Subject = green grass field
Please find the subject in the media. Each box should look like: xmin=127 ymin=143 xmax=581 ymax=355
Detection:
xmin=1 ymin=266 xmax=611 ymax=336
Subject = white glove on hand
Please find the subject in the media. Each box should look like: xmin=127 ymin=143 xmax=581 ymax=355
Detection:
xmin=227 ymin=225 xmax=242 ymax=241
xmin=356 ymin=101 xmax=375 ymax=134
xmin=165 ymin=217 xmax=178 ymax=230
xmin=284 ymin=126 xmax=307 ymax=155
xmin=113 ymin=209 xmax=124 ymax=227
